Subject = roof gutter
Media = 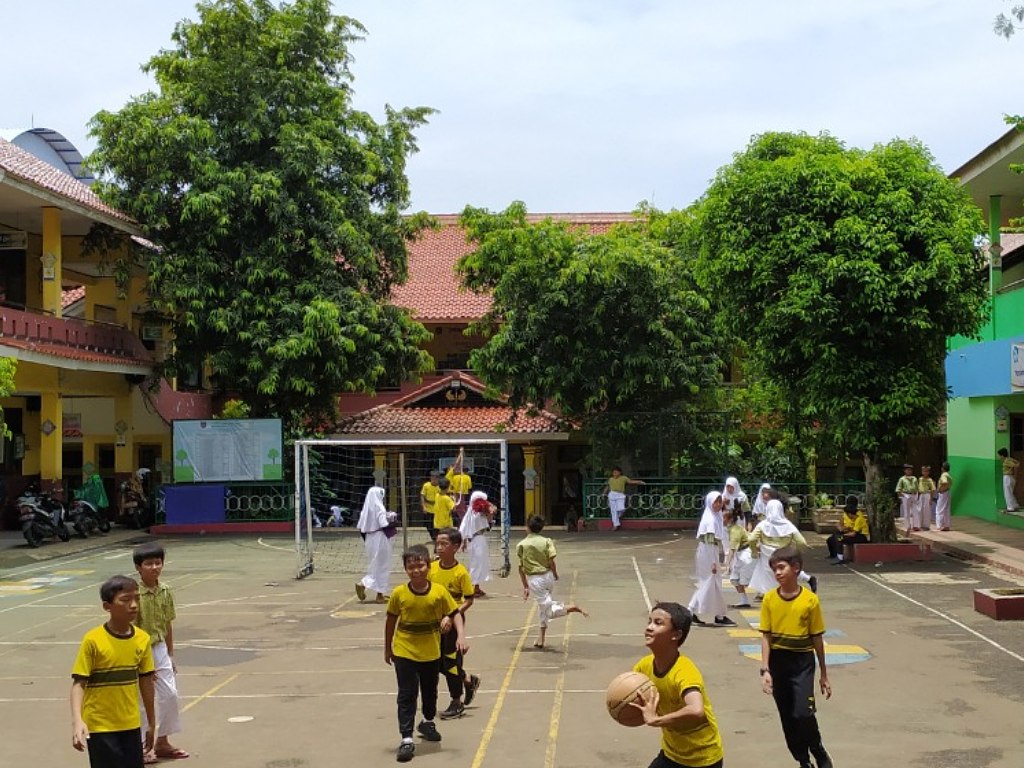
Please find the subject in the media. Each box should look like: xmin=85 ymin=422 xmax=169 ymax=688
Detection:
xmin=1 ymin=173 xmax=142 ymax=237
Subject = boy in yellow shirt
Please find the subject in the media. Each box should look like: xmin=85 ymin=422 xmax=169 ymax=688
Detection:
xmin=428 ymin=479 xmax=456 ymax=542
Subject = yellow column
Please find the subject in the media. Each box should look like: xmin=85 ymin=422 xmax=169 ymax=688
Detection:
xmin=372 ymin=448 xmax=391 ymax=506
xmin=523 ymin=445 xmax=543 ymax=522
xmin=39 ymin=391 xmax=63 ymax=494
xmin=114 ymin=390 xmax=133 ymax=474
xmin=41 ymin=207 xmax=63 ymax=317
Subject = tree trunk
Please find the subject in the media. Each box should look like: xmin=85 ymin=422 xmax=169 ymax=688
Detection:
xmin=863 ymin=452 xmax=897 ymax=543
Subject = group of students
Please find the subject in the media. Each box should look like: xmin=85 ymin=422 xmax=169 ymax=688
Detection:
xmin=384 ymin=514 xmax=584 ymax=762
xmin=69 ymin=543 xmax=188 ymax=768
xmin=688 ymin=482 xmax=817 ymax=627
xmin=895 ymin=462 xmax=953 ymax=532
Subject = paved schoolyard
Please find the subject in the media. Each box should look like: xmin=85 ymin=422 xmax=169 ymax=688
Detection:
xmin=2 ymin=528 xmax=1024 ymax=768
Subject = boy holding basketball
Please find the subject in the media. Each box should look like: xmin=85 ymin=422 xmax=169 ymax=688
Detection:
xmin=386 ymin=544 xmax=467 ymax=762
xmin=430 ymin=528 xmax=481 ymax=719
xmin=759 ymin=546 xmax=833 ymax=768
xmin=631 ymin=602 xmax=724 ymax=768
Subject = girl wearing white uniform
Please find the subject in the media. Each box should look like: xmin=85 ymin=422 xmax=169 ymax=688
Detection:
xmin=355 ymin=486 xmax=396 ymax=603
xmin=722 ymin=476 xmax=750 ymax=529
xmin=687 ymin=491 xmax=735 ymax=626
xmin=460 ymin=490 xmax=495 ymax=597
xmin=751 ymin=483 xmax=771 ymax=527
xmin=747 ymin=499 xmax=814 ymax=596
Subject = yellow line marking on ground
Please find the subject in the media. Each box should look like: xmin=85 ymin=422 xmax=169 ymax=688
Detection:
xmin=726 ymin=628 xmax=762 ymax=639
xmin=181 ymin=673 xmax=240 ymax=713
xmin=544 ymin=571 xmax=578 ymax=768
xmin=469 ymin=602 xmax=536 ymax=768
xmin=329 ymin=595 xmax=359 ymax=617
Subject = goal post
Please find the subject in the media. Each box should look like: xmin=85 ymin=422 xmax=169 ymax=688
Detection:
xmin=293 ymin=438 xmax=509 ymax=580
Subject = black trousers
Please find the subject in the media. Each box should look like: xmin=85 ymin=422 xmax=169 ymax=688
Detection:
xmin=647 ymin=751 xmax=723 ymax=768
xmin=394 ymin=656 xmax=440 ymax=738
xmin=768 ymin=650 xmax=825 ymax=764
xmin=440 ymin=622 xmax=465 ymax=701
xmin=86 ymin=728 xmax=144 ymax=768
xmin=827 ymin=531 xmax=867 ymax=558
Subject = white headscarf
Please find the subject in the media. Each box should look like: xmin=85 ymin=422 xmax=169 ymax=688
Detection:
xmin=357 ymin=486 xmax=389 ymax=533
xmin=759 ymin=499 xmax=798 ymax=539
xmin=721 ymin=476 xmax=748 ymax=508
xmin=460 ymin=490 xmax=491 ymax=536
xmin=696 ymin=491 xmax=724 ymax=539
xmin=752 ymin=483 xmax=771 ymax=518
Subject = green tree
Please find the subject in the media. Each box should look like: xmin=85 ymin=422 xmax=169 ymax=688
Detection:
xmin=0 ymin=357 xmax=16 ymax=437
xmin=693 ymin=132 xmax=989 ymax=541
xmin=995 ymin=5 xmax=1024 ymax=37
xmin=456 ymin=202 xmax=721 ymax=429
xmin=87 ymin=0 xmax=432 ymax=429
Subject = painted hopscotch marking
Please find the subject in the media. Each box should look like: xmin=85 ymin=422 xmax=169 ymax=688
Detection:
xmin=739 ymin=642 xmax=871 ymax=665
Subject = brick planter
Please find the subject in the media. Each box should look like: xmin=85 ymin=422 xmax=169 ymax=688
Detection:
xmin=845 ymin=541 xmax=932 ymax=563
xmin=974 ymin=588 xmax=1024 ymax=620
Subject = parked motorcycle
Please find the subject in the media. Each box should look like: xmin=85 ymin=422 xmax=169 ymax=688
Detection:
xmin=18 ymin=484 xmax=71 ymax=548
xmin=70 ymin=473 xmax=112 ymax=537
xmin=118 ymin=468 xmax=153 ymax=529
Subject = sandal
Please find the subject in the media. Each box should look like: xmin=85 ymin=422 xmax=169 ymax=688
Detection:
xmin=155 ymin=748 xmax=190 ymax=760
xmin=144 ymin=754 xmax=159 ymax=765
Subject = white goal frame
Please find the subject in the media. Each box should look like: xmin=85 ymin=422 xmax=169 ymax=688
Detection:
xmin=293 ymin=437 xmax=509 ymax=579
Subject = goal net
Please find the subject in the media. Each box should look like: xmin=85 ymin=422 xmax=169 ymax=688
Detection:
xmin=293 ymin=438 xmax=509 ymax=580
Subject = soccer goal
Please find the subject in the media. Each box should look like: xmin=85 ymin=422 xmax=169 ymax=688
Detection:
xmin=293 ymin=438 xmax=509 ymax=580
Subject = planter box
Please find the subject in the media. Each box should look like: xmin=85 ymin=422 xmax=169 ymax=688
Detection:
xmin=845 ymin=541 xmax=932 ymax=563
xmin=974 ymin=588 xmax=1024 ymax=620
xmin=813 ymin=507 xmax=843 ymax=534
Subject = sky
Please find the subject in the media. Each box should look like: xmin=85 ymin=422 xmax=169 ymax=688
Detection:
xmin=3 ymin=1 xmax=1024 ymax=214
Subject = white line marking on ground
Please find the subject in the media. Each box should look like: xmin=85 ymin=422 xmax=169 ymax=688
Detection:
xmin=854 ymin=569 xmax=1024 ymax=663
xmin=632 ymin=556 xmax=652 ymax=612
xmin=256 ymin=537 xmax=292 ymax=552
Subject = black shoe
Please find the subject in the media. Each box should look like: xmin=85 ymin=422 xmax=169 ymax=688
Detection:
xmin=463 ymin=674 xmax=481 ymax=707
xmin=808 ymin=575 xmax=819 ymax=594
xmin=396 ymin=742 xmax=415 ymax=762
xmin=692 ymin=616 xmax=708 ymax=626
xmin=830 ymin=558 xmax=845 ymax=565
xmin=417 ymin=721 xmax=441 ymax=742
xmin=811 ymin=746 xmax=834 ymax=768
xmin=713 ymin=616 xmax=737 ymax=626
xmin=439 ymin=701 xmax=465 ymax=720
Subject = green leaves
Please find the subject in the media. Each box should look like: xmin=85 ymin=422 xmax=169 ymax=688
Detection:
xmin=86 ymin=0 xmax=433 ymax=427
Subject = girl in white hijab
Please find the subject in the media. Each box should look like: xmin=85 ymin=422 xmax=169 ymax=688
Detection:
xmin=355 ymin=486 xmax=396 ymax=603
xmin=747 ymin=498 xmax=815 ymax=596
xmin=751 ymin=483 xmax=771 ymax=523
xmin=687 ymin=491 xmax=735 ymax=626
xmin=459 ymin=490 xmax=495 ymax=597
xmin=722 ymin=476 xmax=750 ymax=528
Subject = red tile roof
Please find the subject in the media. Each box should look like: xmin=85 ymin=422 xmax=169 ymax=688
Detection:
xmin=62 ymin=286 xmax=86 ymax=308
xmin=0 ymin=138 xmax=135 ymax=226
xmin=394 ymin=212 xmax=633 ymax=322
xmin=0 ymin=337 xmax=151 ymax=370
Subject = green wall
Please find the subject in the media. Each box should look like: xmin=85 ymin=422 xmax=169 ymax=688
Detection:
xmin=947 ymin=396 xmax=995 ymax=459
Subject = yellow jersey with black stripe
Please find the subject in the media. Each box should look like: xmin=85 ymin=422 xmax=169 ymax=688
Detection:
xmin=71 ymin=624 xmax=155 ymax=732
xmin=387 ymin=582 xmax=458 ymax=662
xmin=632 ymin=653 xmax=724 ymax=767
xmin=429 ymin=560 xmax=473 ymax=604
xmin=760 ymin=586 xmax=825 ymax=652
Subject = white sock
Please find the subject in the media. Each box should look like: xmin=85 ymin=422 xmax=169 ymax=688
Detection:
xmin=402 ymin=737 xmax=413 ymax=744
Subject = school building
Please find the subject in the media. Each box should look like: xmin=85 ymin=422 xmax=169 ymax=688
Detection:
xmin=0 ymin=128 xmax=211 ymax=528
xmin=947 ymin=125 xmax=1024 ymax=530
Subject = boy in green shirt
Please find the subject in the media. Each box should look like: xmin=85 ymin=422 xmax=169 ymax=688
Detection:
xmin=517 ymin=515 xmax=587 ymax=648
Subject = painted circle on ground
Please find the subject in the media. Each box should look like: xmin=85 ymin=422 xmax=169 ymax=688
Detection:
xmin=228 ymin=716 xmax=254 ymax=723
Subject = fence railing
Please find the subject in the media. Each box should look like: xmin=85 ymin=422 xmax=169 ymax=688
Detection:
xmin=155 ymin=482 xmax=294 ymax=523
xmin=582 ymin=480 xmax=866 ymax=524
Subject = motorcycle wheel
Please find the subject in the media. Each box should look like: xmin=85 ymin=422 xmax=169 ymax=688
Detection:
xmin=75 ymin=520 xmax=89 ymax=538
xmin=98 ymin=516 xmax=112 ymax=533
xmin=24 ymin=524 xmax=43 ymax=548
xmin=58 ymin=524 xmax=71 ymax=542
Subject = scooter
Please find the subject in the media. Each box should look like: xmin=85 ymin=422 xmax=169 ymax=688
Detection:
xmin=17 ymin=485 xmax=71 ymax=548
xmin=70 ymin=474 xmax=112 ymax=537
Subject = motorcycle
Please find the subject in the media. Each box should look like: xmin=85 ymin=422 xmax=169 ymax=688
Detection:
xmin=118 ymin=468 xmax=153 ymax=529
xmin=70 ymin=473 xmax=112 ymax=537
xmin=18 ymin=484 xmax=71 ymax=548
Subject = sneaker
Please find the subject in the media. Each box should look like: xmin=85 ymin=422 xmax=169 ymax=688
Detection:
xmin=713 ymin=616 xmax=737 ymax=626
xmin=729 ymin=602 xmax=751 ymax=609
xmin=416 ymin=721 xmax=441 ymax=742
xmin=811 ymin=746 xmax=834 ymax=768
xmin=355 ymin=583 xmax=366 ymax=601
xmin=396 ymin=742 xmax=415 ymax=762
xmin=808 ymin=575 xmax=819 ymax=594
xmin=692 ymin=616 xmax=708 ymax=626
xmin=463 ymin=674 xmax=481 ymax=707
xmin=439 ymin=701 xmax=465 ymax=720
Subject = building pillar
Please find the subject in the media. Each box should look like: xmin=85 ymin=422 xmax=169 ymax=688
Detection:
xmin=523 ymin=445 xmax=544 ymax=522
xmin=114 ymin=389 xmax=133 ymax=477
xmin=41 ymin=207 xmax=63 ymax=317
xmin=39 ymin=391 xmax=63 ymax=497
xmin=990 ymin=195 xmax=1003 ymax=342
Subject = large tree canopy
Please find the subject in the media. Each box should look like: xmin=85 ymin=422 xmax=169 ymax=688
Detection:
xmin=88 ymin=0 xmax=432 ymax=425
xmin=456 ymin=203 xmax=721 ymax=423
xmin=693 ymin=132 xmax=989 ymax=539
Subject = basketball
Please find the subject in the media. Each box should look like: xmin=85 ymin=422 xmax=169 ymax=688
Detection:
xmin=606 ymin=671 xmax=654 ymax=727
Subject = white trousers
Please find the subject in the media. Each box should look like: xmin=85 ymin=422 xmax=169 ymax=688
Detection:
xmin=688 ymin=540 xmax=727 ymax=617
xmin=935 ymin=491 xmax=951 ymax=530
xmin=527 ymin=571 xmax=568 ymax=627
xmin=1004 ymin=475 xmax=1018 ymax=511
xmin=360 ymin=530 xmax=392 ymax=594
xmin=899 ymin=494 xmax=917 ymax=528
xmin=914 ymin=493 xmax=933 ymax=530
xmin=139 ymin=641 xmax=182 ymax=739
xmin=465 ymin=533 xmax=492 ymax=586
xmin=607 ymin=491 xmax=626 ymax=527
